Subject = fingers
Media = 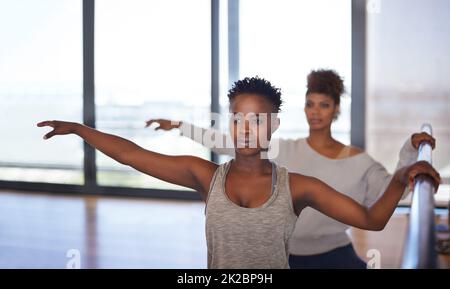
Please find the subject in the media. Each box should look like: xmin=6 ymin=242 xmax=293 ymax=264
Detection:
xmin=37 ymin=120 xmax=55 ymax=128
xmin=409 ymin=161 xmax=441 ymax=191
xmin=429 ymin=137 xmax=436 ymax=149
xmin=145 ymin=119 xmax=161 ymax=128
xmin=409 ymin=178 xmax=415 ymax=193
xmin=411 ymin=161 xmax=441 ymax=184
xmin=418 ymin=134 xmax=436 ymax=149
xmin=43 ymin=130 xmax=56 ymax=140
xmin=38 ymin=121 xmax=57 ymax=140
xmin=412 ymin=132 xmax=436 ymax=149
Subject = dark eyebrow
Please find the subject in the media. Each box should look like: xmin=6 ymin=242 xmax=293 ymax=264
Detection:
xmin=305 ymin=100 xmax=332 ymax=104
xmin=231 ymin=112 xmax=261 ymax=116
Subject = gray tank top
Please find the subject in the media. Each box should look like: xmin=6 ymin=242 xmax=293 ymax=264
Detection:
xmin=205 ymin=160 xmax=298 ymax=269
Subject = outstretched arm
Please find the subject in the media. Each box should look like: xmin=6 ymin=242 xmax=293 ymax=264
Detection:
xmin=290 ymin=161 xmax=440 ymax=231
xmin=37 ymin=120 xmax=217 ymax=198
xmin=146 ymin=119 xmax=235 ymax=156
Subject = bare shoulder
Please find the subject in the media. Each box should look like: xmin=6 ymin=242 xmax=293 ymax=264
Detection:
xmin=186 ymin=156 xmax=219 ymax=175
xmin=348 ymin=146 xmax=364 ymax=156
xmin=288 ymin=172 xmax=322 ymax=215
xmin=288 ymin=172 xmax=318 ymax=200
xmin=335 ymin=140 xmax=364 ymax=157
xmin=183 ymin=156 xmax=219 ymax=198
xmin=331 ymin=141 xmax=364 ymax=158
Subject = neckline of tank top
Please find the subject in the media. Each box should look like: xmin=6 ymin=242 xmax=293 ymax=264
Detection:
xmin=300 ymin=138 xmax=367 ymax=162
xmin=221 ymin=160 xmax=280 ymax=211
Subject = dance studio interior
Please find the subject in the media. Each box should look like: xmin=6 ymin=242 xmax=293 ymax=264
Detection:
xmin=0 ymin=0 xmax=449 ymax=270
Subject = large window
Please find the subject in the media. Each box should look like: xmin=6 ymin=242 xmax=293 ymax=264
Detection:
xmin=6 ymin=0 xmax=443 ymax=204
xmin=0 ymin=0 xmax=353 ymax=193
xmin=219 ymin=0 xmax=352 ymax=143
xmin=0 ymin=0 xmax=83 ymax=184
xmin=367 ymin=0 xmax=450 ymax=205
xmin=95 ymin=0 xmax=211 ymax=190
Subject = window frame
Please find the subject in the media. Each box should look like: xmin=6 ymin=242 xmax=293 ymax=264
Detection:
xmin=0 ymin=0 xmax=386 ymax=203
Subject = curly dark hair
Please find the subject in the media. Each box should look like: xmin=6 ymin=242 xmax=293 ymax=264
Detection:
xmin=228 ymin=76 xmax=283 ymax=112
xmin=306 ymin=69 xmax=345 ymax=105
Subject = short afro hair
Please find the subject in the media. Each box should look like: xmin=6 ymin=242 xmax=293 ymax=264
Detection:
xmin=228 ymin=76 xmax=283 ymax=112
xmin=306 ymin=69 xmax=345 ymax=105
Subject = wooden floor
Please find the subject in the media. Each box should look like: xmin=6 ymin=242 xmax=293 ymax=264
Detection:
xmin=0 ymin=190 xmax=448 ymax=269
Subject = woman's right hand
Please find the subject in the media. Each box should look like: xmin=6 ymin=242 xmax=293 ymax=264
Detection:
xmin=37 ymin=120 xmax=80 ymax=139
xmin=145 ymin=119 xmax=181 ymax=131
xmin=397 ymin=160 xmax=441 ymax=192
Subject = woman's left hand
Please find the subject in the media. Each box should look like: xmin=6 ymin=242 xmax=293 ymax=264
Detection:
xmin=411 ymin=132 xmax=436 ymax=149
